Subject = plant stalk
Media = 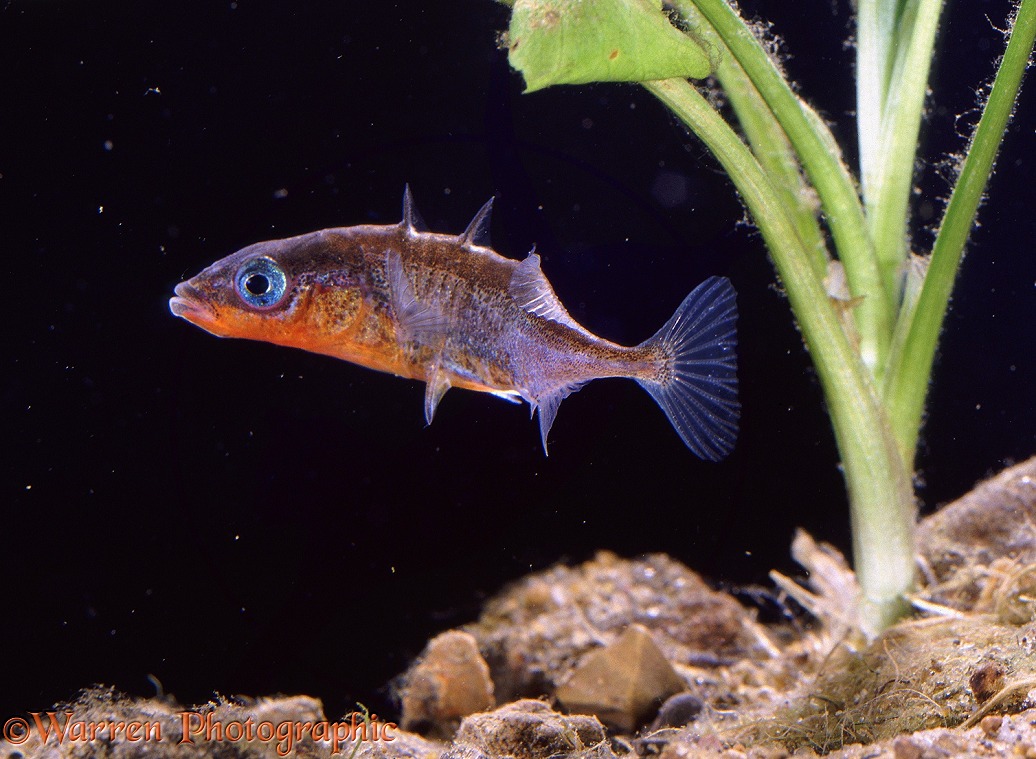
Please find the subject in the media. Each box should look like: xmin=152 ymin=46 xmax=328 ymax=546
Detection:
xmin=644 ymin=78 xmax=916 ymax=635
xmin=863 ymin=0 xmax=946 ymax=301
xmin=883 ymin=0 xmax=1036 ymax=464
xmin=669 ymin=0 xmax=830 ymax=279
xmin=682 ymin=0 xmax=894 ymax=376
xmin=856 ymin=0 xmax=896 ymax=200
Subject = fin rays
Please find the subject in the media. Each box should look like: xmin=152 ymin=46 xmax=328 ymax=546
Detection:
xmin=636 ymin=276 xmax=739 ymax=461
xmin=386 ymin=250 xmax=449 ymax=341
xmin=509 ymin=252 xmax=588 ymax=334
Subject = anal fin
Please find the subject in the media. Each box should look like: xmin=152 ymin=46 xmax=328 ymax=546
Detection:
xmin=535 ymin=381 xmax=586 ymax=455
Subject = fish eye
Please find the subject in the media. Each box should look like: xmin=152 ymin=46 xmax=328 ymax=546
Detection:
xmin=235 ymin=257 xmax=288 ymax=309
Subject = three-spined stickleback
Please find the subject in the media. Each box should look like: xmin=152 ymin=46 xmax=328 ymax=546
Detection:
xmin=169 ymin=188 xmax=739 ymax=457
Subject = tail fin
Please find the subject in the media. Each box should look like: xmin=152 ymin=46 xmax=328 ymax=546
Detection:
xmin=636 ymin=277 xmax=739 ymax=460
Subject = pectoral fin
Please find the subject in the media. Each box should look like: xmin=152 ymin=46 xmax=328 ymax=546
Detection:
xmin=386 ymin=250 xmax=449 ymax=342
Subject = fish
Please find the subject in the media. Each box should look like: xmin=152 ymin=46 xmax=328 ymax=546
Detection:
xmin=169 ymin=187 xmax=739 ymax=458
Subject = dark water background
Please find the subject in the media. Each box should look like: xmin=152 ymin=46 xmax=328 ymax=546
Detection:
xmin=3 ymin=0 xmax=1033 ymax=721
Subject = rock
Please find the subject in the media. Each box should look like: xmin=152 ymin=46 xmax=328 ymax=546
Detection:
xmin=891 ymin=735 xmax=922 ymax=759
xmin=445 ymin=699 xmax=614 ymax=759
xmin=556 ymin=624 xmax=685 ymax=731
xmin=399 ymin=630 xmax=495 ymax=735
xmin=968 ymin=661 xmax=1006 ymax=704
xmin=785 ymin=615 xmax=1036 ymax=747
xmin=917 ymin=456 xmax=1036 ymax=610
xmin=979 ymin=714 xmax=1004 ymax=738
xmin=467 ymin=551 xmax=764 ymax=703
xmin=651 ymin=691 xmax=704 ymax=730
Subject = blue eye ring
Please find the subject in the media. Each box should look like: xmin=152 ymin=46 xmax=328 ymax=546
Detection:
xmin=235 ymin=257 xmax=288 ymax=309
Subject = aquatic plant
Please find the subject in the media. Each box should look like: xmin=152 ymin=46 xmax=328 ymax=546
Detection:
xmin=495 ymin=0 xmax=1035 ymax=636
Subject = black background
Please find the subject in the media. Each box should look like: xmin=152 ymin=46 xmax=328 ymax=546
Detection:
xmin=3 ymin=0 xmax=1032 ymax=721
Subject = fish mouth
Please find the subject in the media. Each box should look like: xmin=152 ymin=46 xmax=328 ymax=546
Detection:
xmin=169 ymin=281 xmax=216 ymax=325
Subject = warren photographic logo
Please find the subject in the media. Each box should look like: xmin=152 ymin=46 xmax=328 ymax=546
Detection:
xmin=4 ymin=706 xmax=396 ymax=757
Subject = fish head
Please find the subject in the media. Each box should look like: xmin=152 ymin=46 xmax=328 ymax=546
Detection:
xmin=169 ymin=229 xmax=367 ymax=351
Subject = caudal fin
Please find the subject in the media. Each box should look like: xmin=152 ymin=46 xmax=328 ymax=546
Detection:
xmin=636 ymin=277 xmax=739 ymax=460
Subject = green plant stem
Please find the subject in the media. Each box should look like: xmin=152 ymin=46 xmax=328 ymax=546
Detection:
xmin=683 ymin=0 xmax=893 ymax=376
xmin=863 ymin=0 xmax=945 ymax=300
xmin=856 ymin=0 xmax=897 ymax=195
xmin=670 ymin=0 xmax=829 ymax=279
xmin=645 ymin=78 xmax=915 ymax=635
xmin=883 ymin=0 xmax=1036 ymax=464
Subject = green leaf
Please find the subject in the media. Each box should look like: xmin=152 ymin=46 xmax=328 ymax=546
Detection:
xmin=507 ymin=0 xmax=711 ymax=92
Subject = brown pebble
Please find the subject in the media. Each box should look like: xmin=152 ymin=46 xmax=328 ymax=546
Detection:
xmin=969 ymin=662 xmax=1006 ymax=704
xmin=400 ymin=630 xmax=495 ymax=734
xmin=892 ymin=735 xmax=922 ymax=759
xmin=651 ymin=691 xmax=703 ymax=729
xmin=556 ymin=623 xmax=685 ymax=731
xmin=980 ymin=714 xmax=1004 ymax=738
xmin=453 ymin=699 xmax=606 ymax=759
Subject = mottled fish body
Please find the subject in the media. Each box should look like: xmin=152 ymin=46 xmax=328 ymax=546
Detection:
xmin=169 ymin=188 xmax=739 ymax=457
